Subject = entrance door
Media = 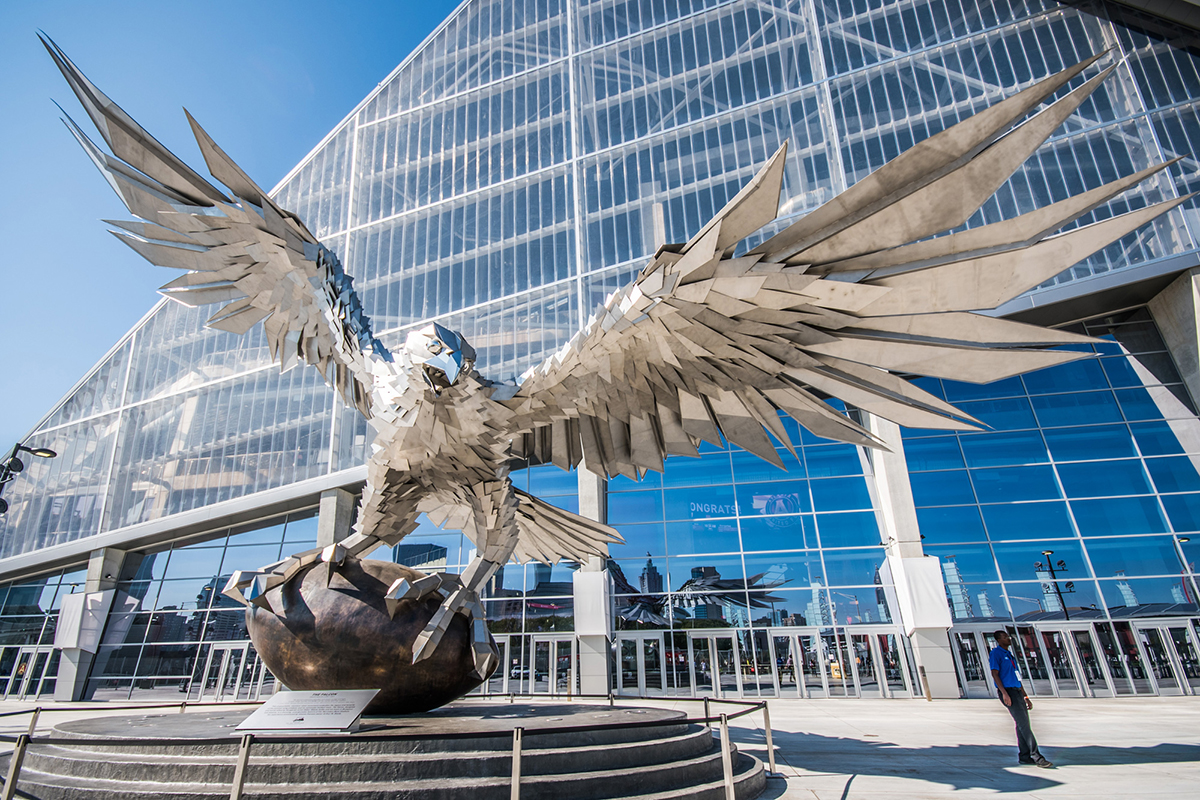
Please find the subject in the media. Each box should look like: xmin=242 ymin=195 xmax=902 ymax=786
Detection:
xmin=764 ymin=629 xmax=829 ymax=698
xmin=1037 ymin=629 xmax=1087 ymax=697
xmin=193 ymin=642 xmax=270 ymax=702
xmin=950 ymin=626 xmax=1053 ymax=697
xmin=615 ymin=632 xmax=669 ymax=697
xmin=532 ymin=635 xmax=576 ymax=696
xmin=687 ymin=633 xmax=742 ymax=698
xmin=0 ymin=646 xmax=59 ymax=701
xmin=1133 ymin=622 xmax=1200 ymax=695
xmin=951 ymin=630 xmax=994 ymax=698
xmin=1093 ymin=622 xmax=1151 ymax=695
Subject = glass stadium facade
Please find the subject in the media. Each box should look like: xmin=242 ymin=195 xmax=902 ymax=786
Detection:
xmin=2 ymin=0 xmax=1200 ymax=703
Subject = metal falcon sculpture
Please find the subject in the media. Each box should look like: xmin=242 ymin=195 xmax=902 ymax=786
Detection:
xmin=48 ymin=37 xmax=1189 ymax=687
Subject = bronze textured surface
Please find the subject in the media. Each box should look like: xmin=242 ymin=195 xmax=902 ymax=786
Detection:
xmin=247 ymin=557 xmax=497 ymax=714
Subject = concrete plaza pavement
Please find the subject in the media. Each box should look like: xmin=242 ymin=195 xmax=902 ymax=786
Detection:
xmin=716 ymin=695 xmax=1200 ymax=800
xmin=0 ymin=695 xmax=1196 ymax=798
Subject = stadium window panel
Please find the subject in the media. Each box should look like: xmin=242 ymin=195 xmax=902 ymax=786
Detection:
xmin=739 ymin=514 xmax=818 ymax=552
xmin=1098 ymin=576 xmax=1199 ymax=611
xmin=959 ymin=430 xmax=1049 ymax=468
xmin=730 ymin=447 xmax=804 ymax=481
xmin=915 ymin=505 xmax=989 ymax=544
xmin=1160 ymin=493 xmax=1200 ymax=532
xmin=1084 ymin=535 xmax=1186 ymax=578
xmin=666 ymin=554 xmax=746 ymax=589
xmin=1021 ymin=359 xmax=1109 ymax=394
xmin=1070 ymin=496 xmax=1169 ymax=537
xmin=1130 ymin=422 xmax=1188 ymax=455
xmin=160 ymin=547 xmax=225 ymax=582
xmin=821 ymin=548 xmax=888 ymax=587
xmin=1056 ymin=460 xmax=1152 ymax=498
xmin=1144 ymin=456 xmax=1200 ymax=493
xmin=810 ymin=477 xmax=873 ymax=512
xmin=610 ymin=523 xmax=667 ymax=559
xmin=1003 ymin=579 xmax=1103 ymax=619
xmin=803 ymin=445 xmax=864 ymax=477
xmin=910 ymin=470 xmax=975 ymax=506
xmin=1031 ymin=391 xmax=1124 ymax=428
xmin=926 ymin=543 xmax=1001 ymax=583
xmin=666 ymin=519 xmax=740 ymax=556
xmin=665 ymin=485 xmax=737 ymax=521
xmin=608 ymin=489 xmax=665 ymax=525
xmin=735 ymin=480 xmax=812 ymax=516
xmin=743 ymin=551 xmax=823 ymax=587
xmin=1043 ymin=424 xmax=1137 ymax=461
xmin=814 ymin=512 xmax=883 ymax=549
xmin=971 ymin=465 xmax=1061 ymax=503
xmin=955 ymin=397 xmax=1038 ymax=430
xmin=980 ymin=501 xmax=1076 ymax=541
xmin=992 ymin=539 xmax=1087 ymax=583
xmin=902 ymin=435 xmax=964 ymax=471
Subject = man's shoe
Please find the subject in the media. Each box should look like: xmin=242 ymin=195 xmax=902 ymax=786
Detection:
xmin=1018 ymin=759 xmax=1036 ymax=765
xmin=1034 ymin=758 xmax=1054 ymax=768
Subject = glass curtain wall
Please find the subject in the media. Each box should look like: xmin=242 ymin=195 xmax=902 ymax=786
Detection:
xmin=3 ymin=0 xmax=1199 ymax=572
xmin=82 ymin=510 xmax=318 ymax=701
xmin=906 ymin=309 xmax=1200 ymax=624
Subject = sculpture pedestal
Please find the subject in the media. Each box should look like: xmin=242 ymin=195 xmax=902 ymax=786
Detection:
xmin=3 ymin=702 xmax=766 ymax=799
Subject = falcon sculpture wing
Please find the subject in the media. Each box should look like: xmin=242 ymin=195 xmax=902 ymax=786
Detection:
xmin=41 ymin=35 xmax=389 ymax=420
xmin=506 ymin=53 xmax=1191 ymax=479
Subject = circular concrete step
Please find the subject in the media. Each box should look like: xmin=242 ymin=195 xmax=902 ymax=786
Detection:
xmin=2 ymin=703 xmax=766 ymax=800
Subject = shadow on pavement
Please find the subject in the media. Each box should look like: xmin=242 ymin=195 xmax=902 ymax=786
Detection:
xmin=730 ymin=728 xmax=1200 ymax=793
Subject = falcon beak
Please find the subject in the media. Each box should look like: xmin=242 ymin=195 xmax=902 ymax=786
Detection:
xmin=423 ymin=351 xmax=464 ymax=389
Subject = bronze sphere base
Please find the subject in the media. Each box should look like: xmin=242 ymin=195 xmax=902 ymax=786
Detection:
xmin=246 ymin=556 xmax=496 ymax=714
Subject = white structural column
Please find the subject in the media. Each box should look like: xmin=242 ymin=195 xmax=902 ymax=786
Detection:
xmin=865 ymin=414 xmax=959 ymax=699
xmin=317 ymin=488 xmax=358 ymax=548
xmin=54 ymin=547 xmax=125 ymax=701
xmin=573 ymin=468 xmax=612 ymax=695
xmin=1149 ymin=267 xmax=1200 ymax=406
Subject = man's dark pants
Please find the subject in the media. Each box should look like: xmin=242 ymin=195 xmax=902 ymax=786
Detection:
xmin=1001 ymin=687 xmax=1042 ymax=762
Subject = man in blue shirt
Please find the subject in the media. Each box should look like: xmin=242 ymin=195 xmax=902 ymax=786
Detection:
xmin=989 ymin=630 xmax=1053 ymax=768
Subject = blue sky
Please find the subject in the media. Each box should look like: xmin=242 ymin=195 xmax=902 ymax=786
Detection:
xmin=0 ymin=0 xmax=462 ymax=451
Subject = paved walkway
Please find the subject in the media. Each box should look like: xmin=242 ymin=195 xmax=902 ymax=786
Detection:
xmin=718 ymin=696 xmax=1200 ymax=799
xmin=0 ymin=695 xmax=1197 ymax=798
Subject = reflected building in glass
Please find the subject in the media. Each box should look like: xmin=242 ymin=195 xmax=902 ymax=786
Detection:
xmin=3 ymin=0 xmax=1200 ymax=702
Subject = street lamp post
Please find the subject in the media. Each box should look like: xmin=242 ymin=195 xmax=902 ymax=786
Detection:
xmin=1170 ymin=535 xmax=1199 ymax=605
xmin=0 ymin=443 xmax=58 ymax=514
xmin=1035 ymin=550 xmax=1075 ymax=621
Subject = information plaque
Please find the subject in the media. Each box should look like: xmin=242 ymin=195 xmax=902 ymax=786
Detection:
xmin=236 ymin=689 xmax=380 ymax=734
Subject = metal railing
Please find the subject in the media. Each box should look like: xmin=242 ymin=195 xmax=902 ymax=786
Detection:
xmin=0 ymin=694 xmax=776 ymax=800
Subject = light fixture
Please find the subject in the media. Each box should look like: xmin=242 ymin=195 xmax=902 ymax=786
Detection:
xmin=0 ymin=442 xmax=59 ymax=515
xmin=1042 ymin=550 xmax=1054 ymax=557
xmin=1179 ymin=537 xmax=1191 ymax=544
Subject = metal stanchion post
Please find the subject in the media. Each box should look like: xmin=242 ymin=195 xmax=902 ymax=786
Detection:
xmin=918 ymin=666 xmax=933 ymax=702
xmin=229 ymin=733 xmax=253 ymax=800
xmin=718 ymin=714 xmax=735 ymax=800
xmin=510 ymin=726 xmax=523 ymax=800
xmin=608 ymin=692 xmax=614 ymax=707
xmin=703 ymin=697 xmax=711 ymax=729
xmin=2 ymin=734 xmax=30 ymax=800
xmin=179 ymin=702 xmax=187 ymax=714
xmin=26 ymin=708 xmax=40 ymax=737
xmin=762 ymin=702 xmax=776 ymax=775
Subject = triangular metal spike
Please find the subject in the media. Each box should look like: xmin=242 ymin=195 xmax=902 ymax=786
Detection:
xmin=750 ymin=51 xmax=1108 ymax=263
xmin=39 ymin=32 xmax=230 ymax=206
